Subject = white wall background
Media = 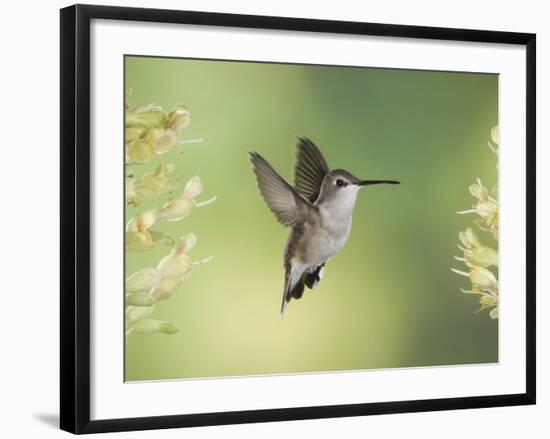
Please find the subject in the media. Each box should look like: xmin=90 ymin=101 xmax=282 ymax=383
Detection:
xmin=0 ymin=0 xmax=546 ymax=437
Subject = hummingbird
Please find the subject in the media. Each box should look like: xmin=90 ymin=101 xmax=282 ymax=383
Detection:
xmin=249 ymin=137 xmax=400 ymax=316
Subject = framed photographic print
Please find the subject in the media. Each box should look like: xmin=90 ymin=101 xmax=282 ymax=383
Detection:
xmin=60 ymin=4 xmax=536 ymax=434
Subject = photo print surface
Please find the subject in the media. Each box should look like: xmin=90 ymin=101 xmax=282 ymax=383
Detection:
xmin=124 ymin=56 xmax=499 ymax=382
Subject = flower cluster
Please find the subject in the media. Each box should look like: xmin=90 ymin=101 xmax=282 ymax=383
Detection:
xmin=452 ymin=127 xmax=499 ymax=319
xmin=125 ymin=176 xmax=215 ymax=252
xmin=126 ymin=162 xmax=177 ymax=206
xmin=125 ymin=102 xmax=203 ymax=165
xmin=125 ymin=97 xmax=204 ymax=206
xmin=457 ymin=179 xmax=498 ymax=240
xmin=125 ymin=234 xmax=212 ymax=336
xmin=125 ymin=95 xmax=214 ymax=336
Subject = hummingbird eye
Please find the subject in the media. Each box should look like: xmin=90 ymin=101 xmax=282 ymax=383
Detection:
xmin=336 ymin=179 xmax=347 ymax=188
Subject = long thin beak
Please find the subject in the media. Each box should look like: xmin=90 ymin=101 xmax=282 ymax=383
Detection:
xmin=358 ymin=180 xmax=400 ymax=186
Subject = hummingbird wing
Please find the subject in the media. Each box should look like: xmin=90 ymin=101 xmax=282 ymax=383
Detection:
xmin=294 ymin=137 xmax=330 ymax=203
xmin=249 ymin=151 xmax=313 ymax=227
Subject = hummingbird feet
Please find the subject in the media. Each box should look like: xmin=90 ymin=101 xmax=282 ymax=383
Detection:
xmin=304 ymin=264 xmax=325 ymax=290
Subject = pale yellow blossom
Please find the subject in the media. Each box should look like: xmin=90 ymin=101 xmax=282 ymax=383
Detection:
xmin=134 ymin=161 xmax=177 ymax=199
xmin=156 ymin=252 xmax=194 ymax=278
xmin=455 ymin=228 xmax=498 ymax=268
xmin=159 ymin=177 xmax=216 ymax=221
xmin=149 ymin=127 xmax=179 ymax=154
xmin=125 ymin=267 xmax=159 ymax=293
xmin=124 ymin=96 xmax=212 ymax=336
xmin=460 ymin=289 xmax=499 ymax=320
xmin=125 ymin=209 xmax=159 ymax=252
xmin=125 ymin=293 xmax=156 ymax=306
xmin=166 ymin=104 xmax=191 ymax=131
xmin=126 ymin=103 xmax=165 ymax=127
xmin=126 ymin=304 xmax=155 ymax=323
xmin=125 ymin=234 xmax=212 ymax=304
xmin=149 ymin=235 xmax=200 ymax=301
xmin=125 ymin=103 xmax=201 ymax=164
xmin=457 ymin=178 xmax=498 ymax=239
xmin=126 ymin=140 xmax=155 ymax=164
xmin=453 ymin=127 xmax=499 ymax=321
xmin=131 ymin=319 xmax=178 ymax=335
xmin=451 ymin=266 xmax=498 ymax=292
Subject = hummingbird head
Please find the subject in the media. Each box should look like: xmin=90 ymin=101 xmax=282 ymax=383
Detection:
xmin=317 ymin=169 xmax=400 ymax=213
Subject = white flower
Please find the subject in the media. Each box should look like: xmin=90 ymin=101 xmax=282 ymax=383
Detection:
xmin=125 ymin=103 xmax=166 ymax=127
xmin=125 ymin=293 xmax=156 ymax=306
xmin=149 ymin=276 xmax=181 ymax=302
xmin=469 ymin=267 xmax=498 ymax=291
xmin=451 ymin=266 xmax=498 ymax=293
xmin=126 ymin=304 xmax=155 ymax=323
xmin=125 ymin=234 xmax=212 ymax=303
xmin=134 ymin=161 xmax=177 ymax=199
xmin=126 ymin=140 xmax=155 ymax=164
xmin=131 ymin=319 xmax=178 ymax=334
xmin=150 ymin=234 xmax=211 ymax=301
xmin=167 ymin=104 xmax=191 ymax=132
xmin=149 ymin=127 xmax=179 ymax=154
xmin=460 ymin=289 xmax=499 ymax=319
xmin=125 ymin=267 xmax=159 ymax=293
xmin=156 ymin=252 xmax=194 ymax=278
xmin=125 ymin=103 xmax=201 ymax=164
xmin=125 ymin=209 xmax=159 ymax=251
xmin=159 ymin=177 xmax=216 ymax=221
xmin=176 ymin=233 xmax=197 ymax=254
xmin=455 ymin=228 xmax=498 ymax=268
xmin=457 ymin=178 xmax=498 ymax=238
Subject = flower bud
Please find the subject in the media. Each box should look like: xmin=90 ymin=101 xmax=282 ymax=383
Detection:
xmin=135 ymin=161 xmax=177 ymax=198
xmin=126 ymin=140 xmax=155 ymax=164
xmin=125 ymin=126 xmax=145 ymax=143
xmin=134 ymin=209 xmax=159 ymax=231
xmin=126 ymin=293 xmax=156 ymax=306
xmin=132 ymin=319 xmax=178 ymax=334
xmin=167 ymin=104 xmax=191 ymax=132
xmin=159 ymin=197 xmax=196 ymax=221
xmin=126 ymin=304 xmax=155 ymax=323
xmin=150 ymin=276 xmax=181 ymax=301
xmin=126 ymin=267 xmax=159 ymax=293
xmin=156 ymin=253 xmax=193 ymax=278
xmin=182 ymin=176 xmax=203 ymax=198
xmin=150 ymin=127 xmax=179 ymax=154
xmin=470 ymin=267 xmax=498 ymax=291
xmin=469 ymin=182 xmax=489 ymax=201
xmin=468 ymin=246 xmax=498 ymax=268
xmin=125 ymin=231 xmax=154 ymax=252
xmin=126 ymin=105 xmax=165 ymax=127
xmin=176 ymin=233 xmax=197 ymax=255
xmin=458 ymin=228 xmax=498 ymax=268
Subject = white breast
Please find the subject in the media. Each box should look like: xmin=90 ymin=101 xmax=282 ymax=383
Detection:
xmin=305 ymin=208 xmax=352 ymax=266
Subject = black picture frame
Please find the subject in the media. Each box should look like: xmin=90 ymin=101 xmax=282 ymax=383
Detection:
xmin=60 ymin=4 xmax=536 ymax=434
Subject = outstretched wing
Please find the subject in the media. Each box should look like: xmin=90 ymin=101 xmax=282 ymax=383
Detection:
xmin=294 ymin=137 xmax=330 ymax=203
xmin=249 ymin=151 xmax=312 ymax=227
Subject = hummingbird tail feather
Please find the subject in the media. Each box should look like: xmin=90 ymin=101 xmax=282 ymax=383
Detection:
xmin=281 ymin=265 xmax=306 ymax=316
xmin=281 ymin=265 xmax=292 ymax=316
xmin=281 ymin=264 xmax=326 ymax=316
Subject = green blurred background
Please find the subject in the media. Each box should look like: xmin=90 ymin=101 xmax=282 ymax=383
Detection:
xmin=124 ymin=56 xmax=498 ymax=381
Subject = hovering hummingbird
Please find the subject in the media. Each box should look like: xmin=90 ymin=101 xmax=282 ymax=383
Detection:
xmin=249 ymin=137 xmax=400 ymax=316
